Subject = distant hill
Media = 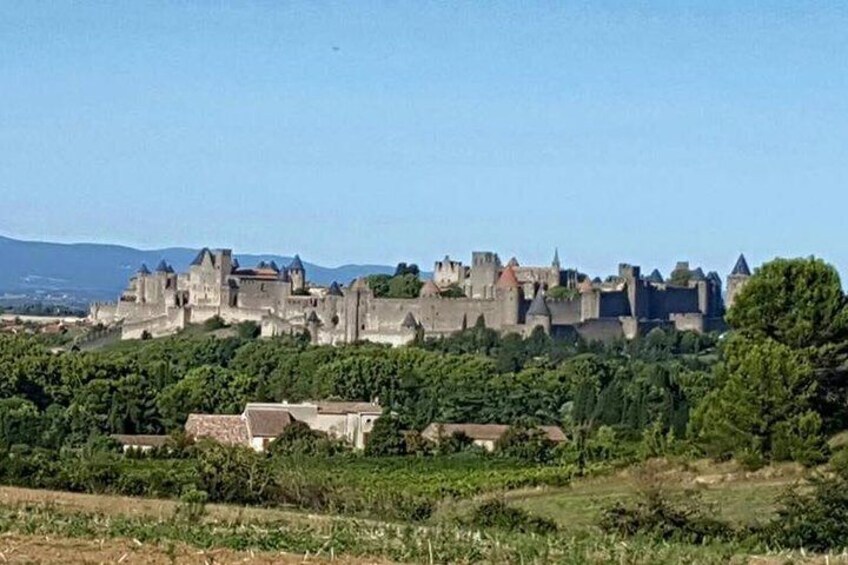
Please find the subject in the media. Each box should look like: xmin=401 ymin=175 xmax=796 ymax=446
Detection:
xmin=0 ymin=235 xmax=398 ymax=306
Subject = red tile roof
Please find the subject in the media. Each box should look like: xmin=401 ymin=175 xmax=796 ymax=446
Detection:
xmin=244 ymin=408 xmax=293 ymax=438
xmin=422 ymin=423 xmax=566 ymax=443
xmin=111 ymin=434 xmax=170 ymax=448
xmin=185 ymin=414 xmax=249 ymax=446
xmin=495 ymin=267 xmax=520 ymax=289
xmin=316 ymin=401 xmax=382 ymax=415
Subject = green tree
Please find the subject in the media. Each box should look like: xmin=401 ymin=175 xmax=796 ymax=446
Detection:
xmin=0 ymin=397 xmax=42 ymax=448
xmin=157 ymin=366 xmax=257 ymax=430
xmin=439 ymin=284 xmax=466 ymax=298
xmin=691 ymin=336 xmax=824 ymax=464
xmin=495 ymin=425 xmax=555 ymax=463
xmin=547 ymin=286 xmax=579 ymax=300
xmin=364 ymin=414 xmax=406 ymax=456
xmin=267 ymin=421 xmax=332 ymax=456
xmin=394 ymin=263 xmax=420 ymax=277
xmin=365 ymin=274 xmax=392 ymax=298
xmin=668 ymin=266 xmax=691 ymax=286
xmin=387 ymin=274 xmax=423 ymax=298
xmin=727 ymin=257 xmax=848 ymax=351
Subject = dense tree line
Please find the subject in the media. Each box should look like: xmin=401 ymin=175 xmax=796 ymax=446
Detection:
xmin=0 ymin=320 xmax=719 ymax=451
xmin=0 ymin=255 xmax=844 ymax=471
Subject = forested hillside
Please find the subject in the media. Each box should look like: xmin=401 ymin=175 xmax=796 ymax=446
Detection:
xmin=0 ymin=255 xmax=847 ymax=561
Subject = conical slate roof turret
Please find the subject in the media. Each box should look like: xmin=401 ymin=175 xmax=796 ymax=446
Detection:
xmin=289 ymin=255 xmax=304 ymax=272
xmin=647 ymin=269 xmax=664 ymax=284
xmin=691 ymin=267 xmax=706 ymax=281
xmin=327 ymin=281 xmax=344 ymax=297
xmin=527 ymin=290 xmax=551 ymax=317
xmin=155 ymin=260 xmax=171 ymax=273
xmin=191 ymin=248 xmax=213 ymax=266
xmin=401 ymin=312 xmax=418 ymax=329
xmin=137 ymin=263 xmax=151 ymax=275
xmin=731 ymin=254 xmax=751 ymax=276
xmin=506 ymin=256 xmax=520 ymax=268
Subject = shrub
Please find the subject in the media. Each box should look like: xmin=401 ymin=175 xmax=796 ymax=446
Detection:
xmin=365 ymin=415 xmax=406 ymax=456
xmin=468 ymin=498 xmax=558 ymax=535
xmin=771 ymin=411 xmax=829 ymax=467
xmin=599 ymin=489 xmax=732 ymax=543
xmin=439 ymin=431 xmax=475 ymax=455
xmin=59 ymin=449 xmax=122 ymax=493
xmin=762 ymin=462 xmax=848 ymax=550
xmin=174 ymin=487 xmax=208 ymax=522
xmin=202 ymin=316 xmax=227 ymax=331
xmin=598 ymin=462 xmax=733 ymax=543
xmin=402 ymin=430 xmax=432 ymax=456
xmin=268 ymin=421 xmax=346 ymax=457
xmin=495 ymin=425 xmax=555 ymax=463
xmin=192 ymin=441 xmax=276 ymax=504
xmin=235 ymin=321 xmax=260 ymax=340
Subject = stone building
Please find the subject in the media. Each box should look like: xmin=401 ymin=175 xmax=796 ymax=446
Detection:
xmin=185 ymin=401 xmax=382 ymax=451
xmin=726 ymin=254 xmax=752 ymax=309
xmin=421 ymin=423 xmax=567 ymax=452
xmin=91 ymin=248 xmax=751 ymax=345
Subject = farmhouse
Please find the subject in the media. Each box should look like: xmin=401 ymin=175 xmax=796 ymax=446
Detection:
xmin=421 ymin=423 xmax=567 ymax=452
xmin=185 ymin=400 xmax=382 ymax=451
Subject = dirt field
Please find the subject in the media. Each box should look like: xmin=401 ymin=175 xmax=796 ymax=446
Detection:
xmin=0 ymin=487 xmax=392 ymax=564
xmin=0 ymin=532 xmax=387 ymax=564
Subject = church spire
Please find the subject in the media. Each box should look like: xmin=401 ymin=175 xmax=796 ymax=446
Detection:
xmin=552 ymin=247 xmax=561 ymax=269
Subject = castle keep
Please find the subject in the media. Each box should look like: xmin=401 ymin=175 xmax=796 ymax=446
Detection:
xmin=90 ymin=249 xmax=752 ymax=344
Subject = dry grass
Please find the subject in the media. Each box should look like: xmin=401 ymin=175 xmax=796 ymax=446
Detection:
xmin=0 ymin=486 xmax=335 ymax=526
xmin=0 ymin=488 xmax=395 ymax=564
xmin=0 ymin=532 xmax=390 ymax=564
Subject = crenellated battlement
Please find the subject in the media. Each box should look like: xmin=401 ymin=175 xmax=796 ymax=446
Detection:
xmin=91 ymin=247 xmax=747 ymax=345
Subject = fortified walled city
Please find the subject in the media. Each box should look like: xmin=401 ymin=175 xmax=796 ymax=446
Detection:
xmin=91 ymin=248 xmax=753 ymax=345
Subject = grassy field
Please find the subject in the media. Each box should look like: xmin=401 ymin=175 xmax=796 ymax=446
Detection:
xmin=509 ymin=459 xmax=806 ymax=532
xmin=0 ymin=485 xmax=755 ymax=564
xmin=0 ymin=460 xmax=833 ymax=564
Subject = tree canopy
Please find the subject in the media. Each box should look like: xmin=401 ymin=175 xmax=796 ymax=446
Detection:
xmin=727 ymin=257 xmax=848 ymax=350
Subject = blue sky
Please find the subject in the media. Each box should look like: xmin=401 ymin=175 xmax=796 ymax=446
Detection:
xmin=1 ymin=2 xmax=846 ymax=278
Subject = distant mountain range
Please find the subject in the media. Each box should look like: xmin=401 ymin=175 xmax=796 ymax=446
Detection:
xmin=0 ymin=235 xmax=398 ymax=307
